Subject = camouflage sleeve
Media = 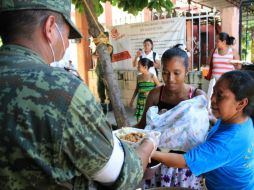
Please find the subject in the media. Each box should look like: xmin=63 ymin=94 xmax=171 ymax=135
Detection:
xmin=63 ymin=84 xmax=143 ymax=189
xmin=111 ymin=141 xmax=144 ymax=190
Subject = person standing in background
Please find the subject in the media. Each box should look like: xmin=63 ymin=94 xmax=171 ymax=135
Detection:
xmin=133 ymin=38 xmax=161 ymax=78
xmin=206 ymin=32 xmax=240 ymax=80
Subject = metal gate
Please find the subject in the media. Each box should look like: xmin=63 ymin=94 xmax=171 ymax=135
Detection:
xmin=186 ymin=12 xmax=218 ymax=71
xmin=151 ymin=11 xmax=218 ymax=90
xmin=239 ymin=0 xmax=254 ymax=63
xmin=151 ymin=10 xmax=218 ymax=71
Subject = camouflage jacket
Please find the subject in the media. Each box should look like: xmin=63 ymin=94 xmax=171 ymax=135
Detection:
xmin=0 ymin=45 xmax=143 ymax=190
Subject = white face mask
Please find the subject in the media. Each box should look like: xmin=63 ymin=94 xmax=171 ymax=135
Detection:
xmin=50 ymin=47 xmax=70 ymax=68
xmin=49 ymin=23 xmax=66 ymax=66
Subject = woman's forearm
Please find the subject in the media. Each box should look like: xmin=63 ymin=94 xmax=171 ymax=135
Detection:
xmin=133 ymin=56 xmax=139 ymax=67
xmin=152 ymin=151 xmax=188 ymax=168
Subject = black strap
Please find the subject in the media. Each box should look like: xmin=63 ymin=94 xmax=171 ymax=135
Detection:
xmin=153 ymin=52 xmax=159 ymax=77
xmin=169 ymin=150 xmax=186 ymax=154
xmin=192 ymin=88 xmax=198 ymax=97
xmin=159 ymin=85 xmax=164 ymax=101
xmin=153 ymin=52 xmax=156 ymax=62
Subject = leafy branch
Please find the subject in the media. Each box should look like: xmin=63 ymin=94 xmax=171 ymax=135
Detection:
xmin=72 ymin=0 xmax=173 ymax=16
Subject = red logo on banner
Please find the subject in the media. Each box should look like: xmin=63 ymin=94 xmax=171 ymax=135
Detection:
xmin=112 ymin=51 xmax=131 ymax=62
xmin=111 ymin=28 xmax=131 ymax=62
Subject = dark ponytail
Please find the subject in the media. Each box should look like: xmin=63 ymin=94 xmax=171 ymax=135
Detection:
xmin=161 ymin=44 xmax=189 ymax=71
xmin=228 ymin=36 xmax=235 ymax=46
xmin=139 ymin=58 xmax=154 ymax=69
xmin=219 ymin=32 xmax=235 ymax=45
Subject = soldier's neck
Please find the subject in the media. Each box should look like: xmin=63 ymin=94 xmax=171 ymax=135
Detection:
xmin=10 ymin=37 xmax=52 ymax=65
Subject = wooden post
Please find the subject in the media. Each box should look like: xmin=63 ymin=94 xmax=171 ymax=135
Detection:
xmin=75 ymin=11 xmax=91 ymax=84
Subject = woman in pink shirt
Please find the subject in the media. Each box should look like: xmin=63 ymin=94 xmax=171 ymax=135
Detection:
xmin=210 ymin=32 xmax=240 ymax=80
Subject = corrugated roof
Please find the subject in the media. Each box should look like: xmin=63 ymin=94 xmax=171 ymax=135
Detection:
xmin=192 ymin=0 xmax=254 ymax=12
xmin=191 ymin=0 xmax=254 ymax=28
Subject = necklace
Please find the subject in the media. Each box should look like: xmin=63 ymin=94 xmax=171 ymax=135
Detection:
xmin=218 ymin=48 xmax=229 ymax=55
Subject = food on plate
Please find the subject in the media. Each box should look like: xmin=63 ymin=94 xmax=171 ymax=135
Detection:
xmin=120 ymin=132 xmax=145 ymax=143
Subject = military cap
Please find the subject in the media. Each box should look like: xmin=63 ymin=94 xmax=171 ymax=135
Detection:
xmin=0 ymin=0 xmax=82 ymax=39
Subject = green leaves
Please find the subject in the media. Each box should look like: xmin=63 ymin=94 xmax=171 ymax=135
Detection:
xmin=93 ymin=0 xmax=104 ymax=16
xmin=112 ymin=0 xmax=147 ymax=15
xmin=72 ymin=0 xmax=173 ymax=16
xmin=72 ymin=0 xmax=84 ymax=12
xmin=148 ymin=0 xmax=173 ymax=13
xmin=72 ymin=0 xmax=104 ymax=16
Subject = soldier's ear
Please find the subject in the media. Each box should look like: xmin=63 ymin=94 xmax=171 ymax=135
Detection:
xmin=43 ymin=15 xmax=57 ymax=44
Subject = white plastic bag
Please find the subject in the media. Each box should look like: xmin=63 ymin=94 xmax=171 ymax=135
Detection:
xmin=207 ymin=78 xmax=216 ymax=110
xmin=145 ymin=95 xmax=209 ymax=151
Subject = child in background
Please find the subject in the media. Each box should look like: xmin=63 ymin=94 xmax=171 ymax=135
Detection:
xmin=129 ymin=58 xmax=160 ymax=121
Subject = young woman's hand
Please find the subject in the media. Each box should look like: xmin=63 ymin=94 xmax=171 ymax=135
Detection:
xmin=136 ymin=50 xmax=142 ymax=57
xmin=233 ymin=62 xmax=242 ymax=70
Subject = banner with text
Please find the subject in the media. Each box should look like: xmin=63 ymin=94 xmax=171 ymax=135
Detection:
xmin=109 ymin=17 xmax=186 ymax=70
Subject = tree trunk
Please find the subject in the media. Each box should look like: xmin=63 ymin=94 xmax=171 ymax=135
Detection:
xmin=97 ymin=45 xmax=130 ymax=127
xmin=82 ymin=0 xmax=129 ymax=128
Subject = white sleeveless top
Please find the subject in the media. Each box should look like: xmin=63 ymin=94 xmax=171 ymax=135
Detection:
xmin=211 ymin=48 xmax=234 ymax=80
xmin=140 ymin=51 xmax=159 ymax=77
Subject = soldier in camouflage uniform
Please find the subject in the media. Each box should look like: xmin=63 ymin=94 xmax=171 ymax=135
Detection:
xmin=0 ymin=0 xmax=155 ymax=189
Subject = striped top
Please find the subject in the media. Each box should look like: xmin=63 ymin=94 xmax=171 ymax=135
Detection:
xmin=212 ymin=48 xmax=234 ymax=80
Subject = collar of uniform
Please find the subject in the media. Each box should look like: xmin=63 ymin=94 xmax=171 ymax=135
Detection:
xmin=0 ymin=44 xmax=46 ymax=65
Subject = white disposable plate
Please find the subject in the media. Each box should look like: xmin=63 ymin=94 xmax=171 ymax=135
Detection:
xmin=230 ymin=60 xmax=245 ymax=64
xmin=113 ymin=127 xmax=161 ymax=148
